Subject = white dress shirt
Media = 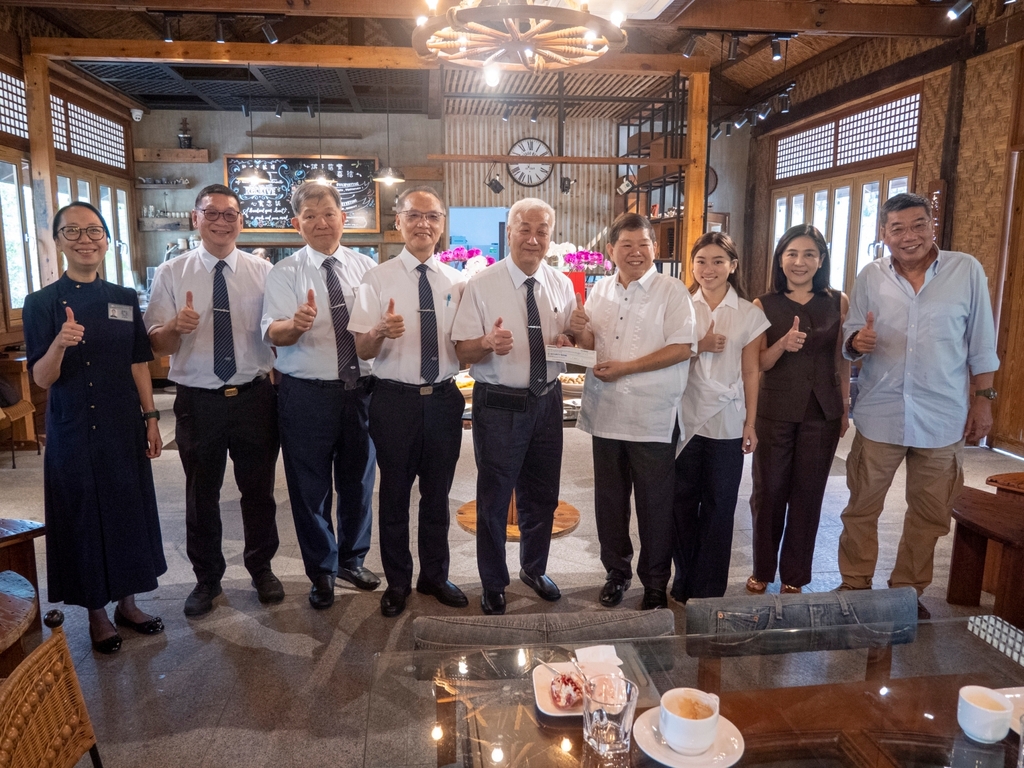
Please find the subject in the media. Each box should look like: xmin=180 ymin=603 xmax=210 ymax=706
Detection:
xmin=261 ymin=244 xmax=376 ymax=380
xmin=679 ymin=286 xmax=771 ymax=449
xmin=451 ymin=258 xmax=575 ymax=389
xmin=577 ymin=266 xmax=697 ymax=443
xmin=144 ymin=245 xmax=275 ymax=389
xmin=349 ymin=248 xmax=466 ymax=384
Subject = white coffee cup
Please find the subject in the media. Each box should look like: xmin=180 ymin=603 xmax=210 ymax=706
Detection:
xmin=957 ymin=685 xmax=1013 ymax=744
xmin=658 ymin=687 xmax=719 ymax=755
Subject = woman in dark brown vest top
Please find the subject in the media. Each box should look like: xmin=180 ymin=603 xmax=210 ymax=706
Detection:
xmin=746 ymin=224 xmax=850 ymax=594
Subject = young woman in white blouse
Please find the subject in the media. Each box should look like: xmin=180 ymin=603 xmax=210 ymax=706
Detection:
xmin=671 ymin=232 xmax=770 ymax=602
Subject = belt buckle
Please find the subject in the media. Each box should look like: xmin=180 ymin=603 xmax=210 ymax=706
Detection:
xmin=344 ymin=380 xmax=358 ymax=391
xmin=419 ymin=385 xmax=434 ymax=396
xmin=224 ymin=387 xmax=239 ymax=397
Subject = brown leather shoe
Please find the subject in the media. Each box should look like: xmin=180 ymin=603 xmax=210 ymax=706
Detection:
xmin=745 ymin=576 xmax=767 ymax=594
xmin=781 ymin=584 xmax=802 ymax=594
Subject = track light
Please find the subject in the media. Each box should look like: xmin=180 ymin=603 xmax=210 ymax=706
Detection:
xmin=307 ymin=103 xmax=315 ymax=118
xmin=530 ymin=106 xmax=539 ymax=123
xmin=486 ymin=176 xmax=504 ymax=194
xmin=275 ymin=102 xmax=283 ymax=118
xmin=771 ymin=37 xmax=782 ymax=61
xmin=728 ymin=34 xmax=740 ymax=61
xmin=947 ymin=0 xmax=972 ymax=18
xmin=682 ymin=34 xmax=699 ymax=58
xmin=733 ymin=113 xmax=748 ymax=129
xmin=241 ymin=103 xmax=250 ymax=117
xmin=560 ymin=177 xmax=576 ymax=194
xmin=725 ymin=124 xmax=732 ymax=137
xmin=758 ymin=103 xmax=772 ymax=120
xmin=262 ymin=20 xmax=278 ymax=44
xmin=216 ymin=16 xmax=226 ymax=44
xmin=779 ymin=92 xmax=791 ymax=114
xmin=502 ymin=105 xmax=512 ymax=122
xmin=163 ymin=14 xmax=174 ymax=43
xmin=711 ymin=124 xmax=723 ymax=140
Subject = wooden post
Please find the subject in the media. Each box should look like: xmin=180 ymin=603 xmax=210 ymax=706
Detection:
xmin=683 ymin=71 xmax=709 ymax=285
xmin=23 ymin=53 xmax=59 ymax=286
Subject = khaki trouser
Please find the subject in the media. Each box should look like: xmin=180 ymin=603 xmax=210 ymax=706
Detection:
xmin=837 ymin=432 xmax=964 ymax=595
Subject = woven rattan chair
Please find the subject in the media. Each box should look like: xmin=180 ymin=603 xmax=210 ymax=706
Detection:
xmin=0 ymin=610 xmax=103 ymax=767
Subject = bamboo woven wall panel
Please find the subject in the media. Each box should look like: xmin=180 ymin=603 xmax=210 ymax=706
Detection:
xmin=914 ymin=68 xmax=950 ymax=199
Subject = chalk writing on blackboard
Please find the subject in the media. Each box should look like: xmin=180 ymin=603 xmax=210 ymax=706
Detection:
xmin=225 ymin=155 xmax=379 ymax=233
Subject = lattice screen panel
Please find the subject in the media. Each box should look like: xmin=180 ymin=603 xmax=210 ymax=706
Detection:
xmin=0 ymin=71 xmax=28 ymax=140
xmin=68 ymin=103 xmax=125 ymax=170
xmin=776 ymin=123 xmax=834 ymax=181
xmin=837 ymin=94 xmax=919 ymax=166
xmin=51 ymin=96 xmax=68 ymax=152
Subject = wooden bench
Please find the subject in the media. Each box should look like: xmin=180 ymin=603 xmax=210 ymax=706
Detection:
xmin=0 ymin=519 xmax=45 ymax=631
xmin=947 ymin=486 xmax=1024 ymax=629
xmin=980 ymin=473 xmax=1024 ymax=592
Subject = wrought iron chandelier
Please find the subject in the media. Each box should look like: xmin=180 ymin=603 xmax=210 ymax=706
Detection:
xmin=411 ymin=1 xmax=627 ymax=77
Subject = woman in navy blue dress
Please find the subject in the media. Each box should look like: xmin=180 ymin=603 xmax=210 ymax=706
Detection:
xmin=24 ymin=202 xmax=167 ymax=654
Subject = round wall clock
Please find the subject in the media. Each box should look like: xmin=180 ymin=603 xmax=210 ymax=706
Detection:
xmin=507 ymin=138 xmax=553 ymax=187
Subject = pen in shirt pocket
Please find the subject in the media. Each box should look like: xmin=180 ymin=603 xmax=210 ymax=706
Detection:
xmin=446 ymin=293 xmax=451 ymax=307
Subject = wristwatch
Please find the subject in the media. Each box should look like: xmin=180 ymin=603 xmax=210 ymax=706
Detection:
xmin=845 ymin=332 xmax=861 ymax=357
xmin=142 ymin=410 xmax=161 ymax=420
xmin=974 ymin=388 xmax=997 ymax=400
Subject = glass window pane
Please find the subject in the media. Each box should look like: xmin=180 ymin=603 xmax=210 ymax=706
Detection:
xmin=887 ymin=176 xmax=908 ymax=198
xmin=773 ymin=197 xmax=788 ymax=249
xmin=22 ymin=182 xmax=39 ymax=292
xmin=76 ymin=179 xmax=91 ymax=203
xmin=0 ymin=161 xmax=30 ymax=310
xmin=857 ymin=181 xmax=880 ymax=276
xmin=791 ymin=193 xmax=805 ymax=226
xmin=99 ymin=185 xmax=116 ymax=281
xmin=813 ymin=189 xmax=828 ymax=234
xmin=116 ymin=188 xmax=135 ymax=289
xmin=57 ymin=176 xmax=72 ymax=209
xmin=830 ymin=186 xmax=851 ymax=292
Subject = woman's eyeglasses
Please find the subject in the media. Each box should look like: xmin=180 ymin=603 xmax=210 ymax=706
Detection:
xmin=58 ymin=226 xmax=106 ymax=241
xmin=198 ymin=208 xmax=241 ymax=223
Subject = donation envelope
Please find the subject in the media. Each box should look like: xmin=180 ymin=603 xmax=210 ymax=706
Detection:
xmin=545 ymin=345 xmax=597 ymax=368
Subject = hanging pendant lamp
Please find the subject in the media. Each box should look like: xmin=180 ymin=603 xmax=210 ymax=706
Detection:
xmin=238 ymin=64 xmax=270 ymax=185
xmin=373 ymin=72 xmax=405 ymax=186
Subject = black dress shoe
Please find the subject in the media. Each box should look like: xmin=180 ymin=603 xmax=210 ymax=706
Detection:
xmin=520 ymin=569 xmax=561 ymax=602
xmin=184 ymin=582 xmax=222 ymax=617
xmin=338 ymin=565 xmax=381 ymax=591
xmin=91 ymin=631 xmax=122 ymax=655
xmin=917 ymin=600 xmax=931 ymax=620
xmin=380 ymin=587 xmax=409 ymax=618
xmin=309 ymin=574 xmax=336 ymax=609
xmin=599 ymin=576 xmax=631 ymax=608
xmin=113 ymin=606 xmax=165 ymax=635
xmin=416 ymin=578 xmax=469 ymax=608
xmin=481 ymin=590 xmax=506 ymax=615
xmin=640 ymin=587 xmax=668 ymax=610
xmin=252 ymin=570 xmax=285 ymax=604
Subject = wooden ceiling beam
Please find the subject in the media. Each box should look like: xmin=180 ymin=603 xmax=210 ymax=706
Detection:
xmin=28 ymin=38 xmax=711 ymax=75
xmin=647 ymin=0 xmax=967 ymax=37
xmin=15 ymin=1 xmax=463 ymax=18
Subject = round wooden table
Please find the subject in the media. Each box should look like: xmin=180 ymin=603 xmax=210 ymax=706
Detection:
xmin=455 ymin=493 xmax=581 ymax=541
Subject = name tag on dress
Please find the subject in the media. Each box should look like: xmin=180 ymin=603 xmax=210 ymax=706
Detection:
xmin=108 ymin=303 xmax=133 ymax=321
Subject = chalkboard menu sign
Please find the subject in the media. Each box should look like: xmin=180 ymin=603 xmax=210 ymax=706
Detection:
xmin=225 ymin=155 xmax=379 ymax=233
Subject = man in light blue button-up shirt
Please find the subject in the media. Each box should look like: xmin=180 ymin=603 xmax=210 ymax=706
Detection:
xmin=837 ymin=193 xmax=999 ymax=608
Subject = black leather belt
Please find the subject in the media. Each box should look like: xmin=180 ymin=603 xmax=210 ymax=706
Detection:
xmin=181 ymin=374 xmax=268 ymax=398
xmin=284 ymin=373 xmax=371 ymax=391
xmin=474 ymin=379 xmax=559 ymax=399
xmin=374 ymin=377 xmax=455 ymax=396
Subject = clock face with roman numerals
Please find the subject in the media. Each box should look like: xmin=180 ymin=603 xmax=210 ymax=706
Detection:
xmin=507 ymin=138 xmax=553 ymax=187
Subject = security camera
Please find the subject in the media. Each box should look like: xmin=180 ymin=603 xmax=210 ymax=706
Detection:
xmin=130 ymin=109 xmax=144 ymax=122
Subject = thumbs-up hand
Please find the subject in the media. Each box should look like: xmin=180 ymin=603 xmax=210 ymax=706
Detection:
xmin=698 ymin=319 xmax=727 ymax=354
xmin=378 ymin=297 xmax=405 ymax=340
xmin=569 ymin=292 xmax=590 ymax=336
xmin=853 ymin=311 xmax=877 ymax=354
xmin=293 ymin=288 xmax=318 ymax=334
xmin=485 ymin=317 xmax=514 ymax=356
xmin=175 ymin=290 xmax=200 ymax=335
xmin=58 ymin=306 xmax=85 ymax=348
xmin=781 ymin=315 xmax=807 ymax=353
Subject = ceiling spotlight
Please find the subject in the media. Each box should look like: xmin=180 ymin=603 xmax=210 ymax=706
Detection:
xmin=610 ymin=10 xmax=625 ymax=27
xmin=426 ymin=0 xmax=439 ymax=10
xmin=307 ymin=103 xmax=315 ymax=118
xmin=502 ymin=105 xmax=512 ymax=122
xmin=487 ymin=176 xmax=505 ymax=194
xmin=560 ymin=177 xmax=576 ymax=194
xmin=241 ymin=103 xmax=250 ymax=117
xmin=484 ymin=63 xmax=501 ymax=87
xmin=725 ymin=124 xmax=732 ymax=137
xmin=780 ymin=92 xmax=791 ymax=113
xmin=758 ymin=103 xmax=772 ymax=120
xmin=163 ymin=14 xmax=174 ymax=43
xmin=711 ymin=124 xmax=723 ymax=140
xmin=682 ymin=34 xmax=699 ymax=59
xmin=416 ymin=15 xmax=428 ymax=26
xmin=262 ymin=20 xmax=278 ymax=44
xmin=728 ymin=34 xmax=740 ymax=61
xmin=947 ymin=0 xmax=972 ymax=18
xmin=275 ymin=102 xmax=283 ymax=118
xmin=771 ymin=37 xmax=782 ymax=61
xmin=216 ymin=16 xmax=226 ymax=44
xmin=734 ymin=113 xmax=748 ymax=129
xmin=530 ymin=106 xmax=539 ymax=123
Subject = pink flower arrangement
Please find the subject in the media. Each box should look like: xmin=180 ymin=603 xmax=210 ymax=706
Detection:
xmin=437 ymin=246 xmax=494 ymax=265
xmin=563 ymin=250 xmax=606 ymax=273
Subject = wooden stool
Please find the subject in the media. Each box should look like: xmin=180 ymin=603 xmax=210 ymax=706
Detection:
xmin=0 ymin=570 xmax=38 ymax=676
xmin=947 ymin=486 xmax=1024 ymax=629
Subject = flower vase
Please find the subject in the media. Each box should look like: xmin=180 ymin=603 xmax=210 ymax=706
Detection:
xmin=568 ymin=271 xmax=587 ymax=303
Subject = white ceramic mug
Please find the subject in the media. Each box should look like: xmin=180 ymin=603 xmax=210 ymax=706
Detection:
xmin=658 ymin=687 xmax=719 ymax=755
xmin=957 ymin=685 xmax=1013 ymax=744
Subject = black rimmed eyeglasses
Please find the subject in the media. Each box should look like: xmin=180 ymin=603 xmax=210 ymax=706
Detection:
xmin=198 ymin=208 xmax=241 ymax=223
xmin=58 ymin=226 xmax=106 ymax=241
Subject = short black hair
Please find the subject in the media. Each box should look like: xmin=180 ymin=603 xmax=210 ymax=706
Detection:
xmin=879 ymin=192 xmax=931 ymax=227
xmin=194 ymin=183 xmax=241 ymax=211
xmin=608 ymin=212 xmax=655 ymax=246
xmin=771 ymin=224 xmax=833 ymax=295
xmin=52 ymin=202 xmax=109 ymax=240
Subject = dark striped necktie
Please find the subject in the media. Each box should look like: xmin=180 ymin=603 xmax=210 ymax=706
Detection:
xmin=416 ymin=263 xmax=439 ymax=384
xmin=525 ymin=277 xmax=547 ymax=396
xmin=321 ymin=256 xmax=359 ymax=383
xmin=212 ymin=260 xmax=236 ymax=382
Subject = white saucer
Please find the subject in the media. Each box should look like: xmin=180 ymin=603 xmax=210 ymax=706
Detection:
xmin=632 ymin=709 xmax=744 ymax=767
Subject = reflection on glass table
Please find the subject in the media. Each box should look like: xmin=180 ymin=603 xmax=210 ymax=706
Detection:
xmin=364 ymin=617 xmax=1024 ymax=767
